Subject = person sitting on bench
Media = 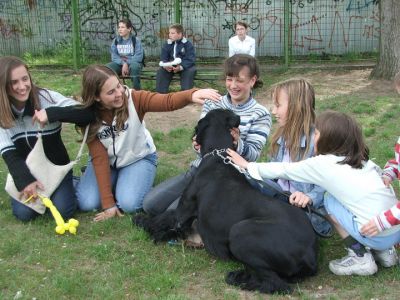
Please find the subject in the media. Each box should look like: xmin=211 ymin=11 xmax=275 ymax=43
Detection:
xmin=156 ymin=24 xmax=196 ymax=93
xmin=106 ymin=18 xmax=144 ymax=90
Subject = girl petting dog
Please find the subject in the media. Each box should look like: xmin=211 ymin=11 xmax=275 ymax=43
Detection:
xmin=143 ymin=54 xmax=271 ymax=248
xmin=228 ymin=110 xmax=400 ymax=276
xmin=143 ymin=54 xmax=271 ymax=216
xmin=75 ymin=64 xmax=221 ymax=222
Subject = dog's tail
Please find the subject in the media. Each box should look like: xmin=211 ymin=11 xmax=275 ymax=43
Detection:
xmin=132 ymin=211 xmax=181 ymax=243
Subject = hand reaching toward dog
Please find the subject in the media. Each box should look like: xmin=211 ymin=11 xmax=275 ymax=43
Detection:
xmin=191 ymin=89 xmax=222 ymax=105
xmin=230 ymin=128 xmax=240 ymax=149
xmin=226 ymin=148 xmax=249 ymax=169
xmin=94 ymin=206 xmax=124 ymax=222
xmin=289 ymin=191 xmax=312 ymax=208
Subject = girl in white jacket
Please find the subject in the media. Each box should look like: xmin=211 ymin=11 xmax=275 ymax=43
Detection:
xmin=228 ymin=110 xmax=400 ymax=276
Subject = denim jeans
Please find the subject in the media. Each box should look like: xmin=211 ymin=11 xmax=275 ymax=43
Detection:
xmin=324 ymin=192 xmax=400 ymax=250
xmin=155 ymin=66 xmax=196 ymax=93
xmin=247 ymin=176 xmax=332 ymax=237
xmin=106 ymin=61 xmax=143 ymax=90
xmin=11 ymin=171 xmax=77 ymax=222
xmin=76 ymin=152 xmax=157 ymax=213
xmin=142 ymin=166 xmax=198 ymax=215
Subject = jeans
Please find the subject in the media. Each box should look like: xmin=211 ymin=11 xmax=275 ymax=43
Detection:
xmin=155 ymin=66 xmax=196 ymax=93
xmin=247 ymin=176 xmax=332 ymax=237
xmin=142 ymin=166 xmax=198 ymax=215
xmin=106 ymin=61 xmax=143 ymax=90
xmin=11 ymin=171 xmax=77 ymax=222
xmin=76 ymin=152 xmax=157 ymax=213
xmin=324 ymin=192 xmax=400 ymax=250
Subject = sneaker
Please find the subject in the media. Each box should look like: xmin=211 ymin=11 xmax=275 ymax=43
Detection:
xmin=329 ymin=248 xmax=378 ymax=275
xmin=372 ymin=246 xmax=399 ymax=268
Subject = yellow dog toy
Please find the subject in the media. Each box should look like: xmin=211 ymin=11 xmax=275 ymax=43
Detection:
xmin=25 ymin=194 xmax=79 ymax=235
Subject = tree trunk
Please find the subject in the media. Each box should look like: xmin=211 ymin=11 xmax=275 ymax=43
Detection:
xmin=370 ymin=0 xmax=400 ymax=80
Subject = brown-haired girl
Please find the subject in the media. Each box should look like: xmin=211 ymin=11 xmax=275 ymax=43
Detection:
xmin=228 ymin=110 xmax=400 ymax=276
xmin=0 ymin=56 xmax=94 ymax=221
xmin=143 ymin=54 xmax=271 ymax=218
xmin=75 ymin=64 xmax=221 ymax=222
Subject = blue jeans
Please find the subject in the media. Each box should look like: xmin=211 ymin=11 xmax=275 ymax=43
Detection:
xmin=155 ymin=66 xmax=196 ymax=93
xmin=76 ymin=152 xmax=157 ymax=213
xmin=106 ymin=61 xmax=143 ymax=90
xmin=143 ymin=166 xmax=198 ymax=215
xmin=11 ymin=171 xmax=77 ymax=222
xmin=247 ymin=176 xmax=332 ymax=237
xmin=324 ymin=193 xmax=400 ymax=250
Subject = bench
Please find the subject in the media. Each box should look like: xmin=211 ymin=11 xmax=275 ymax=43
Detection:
xmin=120 ymin=68 xmax=221 ymax=86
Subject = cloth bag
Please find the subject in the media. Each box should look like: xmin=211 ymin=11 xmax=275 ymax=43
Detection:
xmin=5 ymin=126 xmax=89 ymax=214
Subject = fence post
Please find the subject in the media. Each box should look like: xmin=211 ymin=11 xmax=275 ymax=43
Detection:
xmin=175 ymin=0 xmax=181 ymax=24
xmin=71 ymin=0 xmax=81 ymax=71
xmin=283 ymin=0 xmax=290 ymax=68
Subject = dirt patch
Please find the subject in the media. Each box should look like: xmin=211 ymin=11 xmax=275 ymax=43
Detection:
xmin=144 ymin=68 xmax=394 ymax=133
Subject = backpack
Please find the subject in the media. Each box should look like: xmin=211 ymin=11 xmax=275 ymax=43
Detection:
xmin=114 ymin=35 xmax=146 ymax=67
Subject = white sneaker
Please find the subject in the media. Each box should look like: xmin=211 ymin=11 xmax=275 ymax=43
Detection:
xmin=329 ymin=248 xmax=378 ymax=275
xmin=372 ymin=246 xmax=399 ymax=268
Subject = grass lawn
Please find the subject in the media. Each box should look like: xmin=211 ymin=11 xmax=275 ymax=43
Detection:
xmin=0 ymin=67 xmax=400 ymax=299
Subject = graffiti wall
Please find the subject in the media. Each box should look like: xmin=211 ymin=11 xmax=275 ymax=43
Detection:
xmin=0 ymin=0 xmax=379 ymax=58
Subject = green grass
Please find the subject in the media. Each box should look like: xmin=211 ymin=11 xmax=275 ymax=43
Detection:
xmin=1 ymin=68 xmax=400 ymax=299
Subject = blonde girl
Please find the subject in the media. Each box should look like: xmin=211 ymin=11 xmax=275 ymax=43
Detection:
xmin=252 ymin=78 xmax=331 ymax=236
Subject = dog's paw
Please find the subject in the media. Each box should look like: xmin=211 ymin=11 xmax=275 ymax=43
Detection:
xmin=132 ymin=213 xmax=149 ymax=228
xmin=225 ymin=269 xmax=249 ymax=286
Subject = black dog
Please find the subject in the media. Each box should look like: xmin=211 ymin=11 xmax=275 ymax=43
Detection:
xmin=134 ymin=109 xmax=318 ymax=294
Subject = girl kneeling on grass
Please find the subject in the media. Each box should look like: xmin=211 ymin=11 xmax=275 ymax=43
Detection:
xmin=227 ymin=110 xmax=400 ymax=276
xmin=75 ymin=65 xmax=221 ymax=222
xmin=0 ymin=56 xmax=94 ymax=222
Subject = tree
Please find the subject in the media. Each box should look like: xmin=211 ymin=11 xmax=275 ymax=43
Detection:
xmin=370 ymin=0 xmax=400 ymax=80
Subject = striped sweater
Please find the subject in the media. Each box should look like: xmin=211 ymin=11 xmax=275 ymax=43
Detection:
xmin=382 ymin=136 xmax=400 ymax=182
xmin=192 ymin=94 xmax=271 ymax=168
xmin=374 ymin=136 xmax=400 ymax=231
xmin=374 ymin=202 xmax=400 ymax=232
xmin=0 ymin=89 xmax=94 ymax=191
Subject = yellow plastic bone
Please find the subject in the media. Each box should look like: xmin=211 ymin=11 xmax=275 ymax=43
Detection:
xmin=25 ymin=194 xmax=79 ymax=235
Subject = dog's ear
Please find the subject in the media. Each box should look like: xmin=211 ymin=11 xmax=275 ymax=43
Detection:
xmin=194 ymin=117 xmax=209 ymax=145
xmin=228 ymin=113 xmax=240 ymax=129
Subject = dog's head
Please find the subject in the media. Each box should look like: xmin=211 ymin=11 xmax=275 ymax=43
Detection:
xmin=194 ymin=109 xmax=240 ymax=156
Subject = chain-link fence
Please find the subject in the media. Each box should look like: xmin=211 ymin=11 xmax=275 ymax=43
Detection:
xmin=0 ymin=0 xmax=379 ymax=66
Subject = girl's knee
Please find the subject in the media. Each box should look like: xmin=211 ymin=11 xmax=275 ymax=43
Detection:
xmin=118 ymin=197 xmax=143 ymax=213
xmin=75 ymin=183 xmax=101 ymax=211
xmin=54 ymin=198 xmax=77 ymax=220
xmin=12 ymin=201 xmax=39 ymax=222
xmin=76 ymin=190 xmax=100 ymax=211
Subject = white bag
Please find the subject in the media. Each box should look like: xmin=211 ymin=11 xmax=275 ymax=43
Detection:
xmin=5 ymin=126 xmax=89 ymax=214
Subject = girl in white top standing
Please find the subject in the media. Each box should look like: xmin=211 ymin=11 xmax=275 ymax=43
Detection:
xmin=228 ymin=110 xmax=400 ymax=276
xmin=228 ymin=21 xmax=255 ymax=57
